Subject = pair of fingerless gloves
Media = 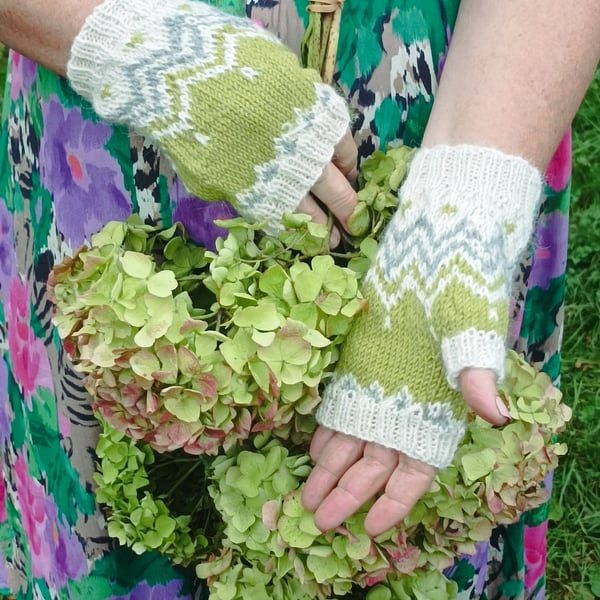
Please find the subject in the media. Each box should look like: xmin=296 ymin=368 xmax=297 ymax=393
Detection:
xmin=67 ymin=0 xmax=543 ymax=470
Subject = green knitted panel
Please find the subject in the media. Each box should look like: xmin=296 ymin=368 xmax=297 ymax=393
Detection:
xmin=335 ymin=284 xmax=467 ymax=420
xmin=149 ymin=27 xmax=320 ymax=202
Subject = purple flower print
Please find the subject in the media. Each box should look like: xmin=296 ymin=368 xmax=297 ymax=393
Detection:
xmin=44 ymin=498 xmax=89 ymax=587
xmin=443 ymin=541 xmax=489 ymax=596
xmin=9 ymin=51 xmax=38 ymax=102
xmin=109 ymin=579 xmax=191 ymax=600
xmin=529 ymin=212 xmax=568 ymax=290
xmin=0 ymin=554 xmax=8 ymax=592
xmin=466 ymin=541 xmax=489 ymax=596
xmin=171 ymin=177 xmax=237 ymax=251
xmin=0 ymin=201 xmax=16 ymax=291
xmin=40 ymin=96 xmax=131 ymax=247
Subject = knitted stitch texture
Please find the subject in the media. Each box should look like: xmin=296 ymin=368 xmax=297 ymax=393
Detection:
xmin=317 ymin=145 xmax=543 ymax=469
xmin=67 ymin=0 xmax=349 ymax=234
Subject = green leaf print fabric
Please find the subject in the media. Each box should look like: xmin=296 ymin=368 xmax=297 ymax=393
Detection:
xmin=0 ymin=0 xmax=570 ymax=598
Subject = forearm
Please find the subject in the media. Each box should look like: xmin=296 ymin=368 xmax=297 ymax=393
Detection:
xmin=423 ymin=0 xmax=600 ymax=170
xmin=0 ymin=0 xmax=101 ymax=76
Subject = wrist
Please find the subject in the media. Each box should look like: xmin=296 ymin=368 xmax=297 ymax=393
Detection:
xmin=400 ymin=145 xmax=543 ymax=264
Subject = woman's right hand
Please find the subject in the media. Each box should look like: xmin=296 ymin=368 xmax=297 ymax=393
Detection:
xmin=297 ymin=129 xmax=358 ymax=246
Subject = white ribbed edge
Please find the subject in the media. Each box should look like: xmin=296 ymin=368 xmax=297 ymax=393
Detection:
xmin=400 ymin=145 xmax=544 ymax=264
xmin=67 ymin=0 xmax=151 ymax=101
xmin=316 ymin=374 xmax=466 ymax=470
xmin=441 ymin=328 xmax=506 ymax=390
xmin=235 ymin=82 xmax=349 ymax=235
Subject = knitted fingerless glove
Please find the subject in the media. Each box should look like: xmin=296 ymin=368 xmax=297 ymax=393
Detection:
xmin=317 ymin=145 xmax=544 ymax=469
xmin=67 ymin=0 xmax=349 ymax=234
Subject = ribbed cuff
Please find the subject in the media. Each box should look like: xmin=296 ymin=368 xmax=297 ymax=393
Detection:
xmin=441 ymin=329 xmax=506 ymax=389
xmin=401 ymin=145 xmax=543 ymax=264
xmin=67 ymin=0 xmax=150 ymax=101
xmin=234 ymin=82 xmax=350 ymax=234
xmin=316 ymin=373 xmax=466 ymax=470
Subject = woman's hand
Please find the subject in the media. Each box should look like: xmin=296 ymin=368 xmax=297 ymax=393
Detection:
xmin=302 ymin=367 xmax=506 ymax=536
xmin=298 ymin=129 xmax=358 ymax=247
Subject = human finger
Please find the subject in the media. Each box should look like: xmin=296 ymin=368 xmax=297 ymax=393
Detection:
xmin=295 ymin=193 xmax=341 ymax=247
xmin=306 ymin=442 xmax=398 ymax=532
xmin=307 ymin=425 xmax=337 ymax=462
xmin=331 ymin=129 xmax=358 ymax=181
xmin=301 ymin=431 xmax=365 ymax=512
xmin=459 ymin=367 xmax=510 ymax=426
xmin=362 ymin=454 xmax=437 ymax=537
xmin=310 ymin=162 xmax=358 ymax=232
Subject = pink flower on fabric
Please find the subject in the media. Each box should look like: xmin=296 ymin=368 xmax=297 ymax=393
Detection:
xmin=524 ymin=520 xmax=548 ymax=590
xmin=6 ymin=278 xmax=54 ymax=408
xmin=545 ymin=130 xmax=571 ymax=193
xmin=9 ymin=51 xmax=38 ymax=102
xmin=15 ymin=452 xmax=52 ymax=578
xmin=14 ymin=452 xmax=88 ymax=587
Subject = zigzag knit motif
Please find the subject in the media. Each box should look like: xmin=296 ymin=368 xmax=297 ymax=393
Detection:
xmin=67 ymin=0 xmax=349 ymax=234
xmin=317 ymin=145 xmax=543 ymax=469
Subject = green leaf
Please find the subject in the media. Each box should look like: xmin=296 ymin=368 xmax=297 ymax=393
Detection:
xmin=302 ymin=329 xmax=331 ymax=348
xmin=306 ymin=552 xmax=340 ymax=583
xmin=345 ymin=533 xmax=372 ymax=560
xmin=248 ymin=359 xmax=272 ymax=393
xmin=278 ymin=515 xmax=315 ymax=549
xmin=257 ymin=334 xmax=312 ymax=374
xmin=360 ymin=237 xmax=379 ymax=260
xmin=290 ymin=264 xmax=323 ymax=303
xmin=259 ymin=264 xmax=288 ymax=298
xmin=233 ymin=303 xmax=285 ymax=331
xmin=289 ymin=303 xmax=319 ymax=329
xmin=147 ymin=270 xmax=178 ymax=297
xmin=155 ymin=514 xmax=176 ymax=538
xmin=220 ymin=329 xmax=257 ymax=373
xmin=129 ymin=350 xmax=161 ymax=380
xmin=282 ymin=491 xmax=306 ymax=518
xmin=121 ymin=251 xmax=153 ymax=279
xmin=134 ymin=315 xmax=172 ymax=347
xmin=348 ymin=202 xmax=371 ymax=237
xmin=231 ymin=507 xmax=256 ymax=533
xmin=461 ymin=448 xmax=496 ymax=482
xmin=164 ymin=395 xmax=201 ymax=423
xmin=315 ymin=292 xmax=343 ymax=315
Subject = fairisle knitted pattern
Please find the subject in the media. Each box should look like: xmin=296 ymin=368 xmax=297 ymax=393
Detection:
xmin=67 ymin=0 xmax=349 ymax=234
xmin=317 ymin=145 xmax=543 ymax=469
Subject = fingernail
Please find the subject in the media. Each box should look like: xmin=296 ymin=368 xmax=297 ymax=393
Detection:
xmin=329 ymin=228 xmax=341 ymax=248
xmin=495 ymin=395 xmax=511 ymax=421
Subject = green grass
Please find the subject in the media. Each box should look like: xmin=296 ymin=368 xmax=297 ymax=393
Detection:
xmin=0 ymin=49 xmax=598 ymax=599
xmin=546 ymin=70 xmax=600 ymax=600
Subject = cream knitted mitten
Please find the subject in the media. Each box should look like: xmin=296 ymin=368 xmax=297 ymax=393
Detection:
xmin=67 ymin=0 xmax=349 ymax=234
xmin=317 ymin=145 xmax=544 ymax=469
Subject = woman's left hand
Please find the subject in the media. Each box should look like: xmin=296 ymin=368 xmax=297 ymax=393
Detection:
xmin=302 ymin=367 xmax=504 ymax=536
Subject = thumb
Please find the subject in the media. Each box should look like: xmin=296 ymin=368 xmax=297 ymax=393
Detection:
xmin=458 ymin=368 xmax=510 ymax=425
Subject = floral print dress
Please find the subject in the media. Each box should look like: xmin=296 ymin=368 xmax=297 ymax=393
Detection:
xmin=0 ymin=0 xmax=570 ymax=598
